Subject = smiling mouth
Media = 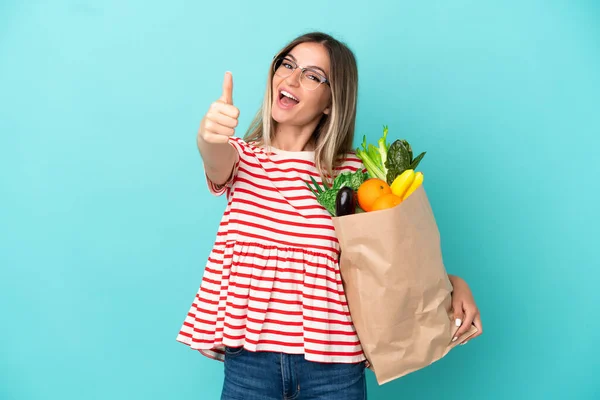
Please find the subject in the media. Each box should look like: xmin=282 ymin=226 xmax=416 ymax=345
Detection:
xmin=279 ymin=90 xmax=300 ymax=107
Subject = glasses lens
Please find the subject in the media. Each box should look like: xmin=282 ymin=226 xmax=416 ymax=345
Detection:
xmin=274 ymin=57 xmax=294 ymax=78
xmin=300 ymin=69 xmax=324 ymax=90
xmin=273 ymin=57 xmax=326 ymax=90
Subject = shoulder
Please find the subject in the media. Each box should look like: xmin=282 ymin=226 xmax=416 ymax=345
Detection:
xmin=229 ymin=137 xmax=270 ymax=160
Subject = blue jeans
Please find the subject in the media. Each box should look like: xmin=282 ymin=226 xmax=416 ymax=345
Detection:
xmin=220 ymin=346 xmax=367 ymax=400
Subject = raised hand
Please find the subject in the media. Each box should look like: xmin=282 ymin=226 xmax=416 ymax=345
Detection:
xmin=198 ymin=72 xmax=240 ymax=145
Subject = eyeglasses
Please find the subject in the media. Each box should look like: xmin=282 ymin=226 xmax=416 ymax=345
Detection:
xmin=273 ymin=56 xmax=330 ymax=91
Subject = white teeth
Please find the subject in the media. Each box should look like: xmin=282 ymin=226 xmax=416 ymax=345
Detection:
xmin=280 ymin=90 xmax=299 ymax=102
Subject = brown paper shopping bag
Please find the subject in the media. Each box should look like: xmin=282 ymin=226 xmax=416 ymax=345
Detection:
xmin=332 ymin=185 xmax=478 ymax=385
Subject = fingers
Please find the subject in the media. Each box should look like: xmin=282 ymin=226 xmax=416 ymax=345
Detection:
xmin=201 ymin=131 xmax=230 ymax=144
xmin=460 ymin=314 xmax=483 ymax=346
xmin=451 ymin=300 xmax=464 ymax=342
xmin=452 ymin=314 xmax=473 ymax=342
xmin=209 ymin=102 xmax=240 ymax=120
xmin=198 ymin=72 xmax=239 ymax=145
xmin=454 ymin=306 xmax=476 ymax=341
xmin=470 ymin=313 xmax=483 ymax=340
xmin=204 ymin=118 xmax=235 ymax=137
xmin=206 ymin=111 xmax=239 ymax=129
xmin=220 ymin=71 xmax=234 ymax=105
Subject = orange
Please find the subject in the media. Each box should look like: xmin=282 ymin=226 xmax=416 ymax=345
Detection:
xmin=371 ymin=193 xmax=403 ymax=211
xmin=357 ymin=178 xmax=391 ymax=212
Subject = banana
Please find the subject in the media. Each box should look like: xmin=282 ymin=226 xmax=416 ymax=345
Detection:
xmin=390 ymin=169 xmax=415 ymax=198
xmin=402 ymin=171 xmax=424 ymax=200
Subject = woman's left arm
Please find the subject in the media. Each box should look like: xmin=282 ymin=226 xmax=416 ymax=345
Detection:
xmin=448 ymin=274 xmax=483 ymax=343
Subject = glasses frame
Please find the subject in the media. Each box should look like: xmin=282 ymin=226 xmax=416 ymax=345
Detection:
xmin=272 ymin=56 xmax=330 ymax=91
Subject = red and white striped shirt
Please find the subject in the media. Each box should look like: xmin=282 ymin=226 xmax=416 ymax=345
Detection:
xmin=176 ymin=137 xmax=366 ymax=363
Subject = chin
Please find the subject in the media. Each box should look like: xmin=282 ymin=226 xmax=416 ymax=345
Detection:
xmin=271 ymin=105 xmax=293 ymax=124
xmin=271 ymin=102 xmax=318 ymax=127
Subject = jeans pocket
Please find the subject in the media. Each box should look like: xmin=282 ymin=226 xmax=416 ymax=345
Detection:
xmin=224 ymin=346 xmax=245 ymax=359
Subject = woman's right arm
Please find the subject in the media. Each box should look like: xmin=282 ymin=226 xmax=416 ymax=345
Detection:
xmin=196 ymin=72 xmax=239 ymax=186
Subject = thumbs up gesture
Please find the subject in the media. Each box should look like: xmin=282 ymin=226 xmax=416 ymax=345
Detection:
xmin=198 ymin=72 xmax=240 ymax=145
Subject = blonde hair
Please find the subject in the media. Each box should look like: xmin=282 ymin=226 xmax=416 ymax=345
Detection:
xmin=244 ymin=32 xmax=359 ymax=187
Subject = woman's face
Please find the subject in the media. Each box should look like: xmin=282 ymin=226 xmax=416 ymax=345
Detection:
xmin=271 ymin=42 xmax=332 ymax=128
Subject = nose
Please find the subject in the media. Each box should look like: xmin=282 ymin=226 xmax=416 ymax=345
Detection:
xmin=285 ymin=68 xmax=302 ymax=87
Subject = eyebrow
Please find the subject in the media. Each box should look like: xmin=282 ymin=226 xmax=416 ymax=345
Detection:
xmin=286 ymin=54 xmax=328 ymax=77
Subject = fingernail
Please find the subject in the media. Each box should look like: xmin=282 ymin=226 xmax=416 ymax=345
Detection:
xmin=452 ymin=336 xmax=458 ymax=342
xmin=461 ymin=341 xmax=469 ymax=346
xmin=455 ymin=318 xmax=462 ymax=327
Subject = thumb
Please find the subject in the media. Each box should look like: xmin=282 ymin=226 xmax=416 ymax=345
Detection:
xmin=220 ymin=71 xmax=233 ymax=104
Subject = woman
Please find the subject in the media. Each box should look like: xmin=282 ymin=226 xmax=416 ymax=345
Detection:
xmin=177 ymin=31 xmax=483 ymax=399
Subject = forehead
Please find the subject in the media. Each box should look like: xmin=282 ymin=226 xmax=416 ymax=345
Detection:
xmin=287 ymin=42 xmax=330 ymax=74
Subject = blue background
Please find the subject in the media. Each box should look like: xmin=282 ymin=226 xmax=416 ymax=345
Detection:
xmin=1 ymin=1 xmax=599 ymax=399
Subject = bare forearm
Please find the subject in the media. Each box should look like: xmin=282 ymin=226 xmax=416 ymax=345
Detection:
xmin=197 ymin=117 xmax=237 ymax=186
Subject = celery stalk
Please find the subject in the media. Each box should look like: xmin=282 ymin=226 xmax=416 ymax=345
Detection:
xmin=355 ymin=127 xmax=390 ymax=181
xmin=359 ymin=152 xmax=385 ymax=180
xmin=378 ymin=126 xmax=389 ymax=169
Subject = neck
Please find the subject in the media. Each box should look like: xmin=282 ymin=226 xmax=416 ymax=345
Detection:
xmin=272 ymin=122 xmax=318 ymax=152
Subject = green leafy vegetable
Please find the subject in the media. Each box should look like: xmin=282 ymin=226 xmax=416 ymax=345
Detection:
xmin=356 ymin=125 xmax=427 ymax=186
xmin=355 ymin=126 xmax=390 ymax=181
xmin=385 ymin=140 xmax=411 ymax=185
xmin=306 ymin=169 xmax=367 ymax=216
xmin=385 ymin=140 xmax=427 ymax=185
xmin=409 ymin=151 xmax=426 ymax=170
xmin=400 ymin=139 xmax=412 ymax=162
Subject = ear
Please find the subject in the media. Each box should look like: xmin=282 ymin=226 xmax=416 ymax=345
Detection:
xmin=323 ymin=106 xmax=331 ymax=115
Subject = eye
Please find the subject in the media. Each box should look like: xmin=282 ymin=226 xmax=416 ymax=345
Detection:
xmin=281 ymin=58 xmax=296 ymax=70
xmin=305 ymin=71 xmax=323 ymax=82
